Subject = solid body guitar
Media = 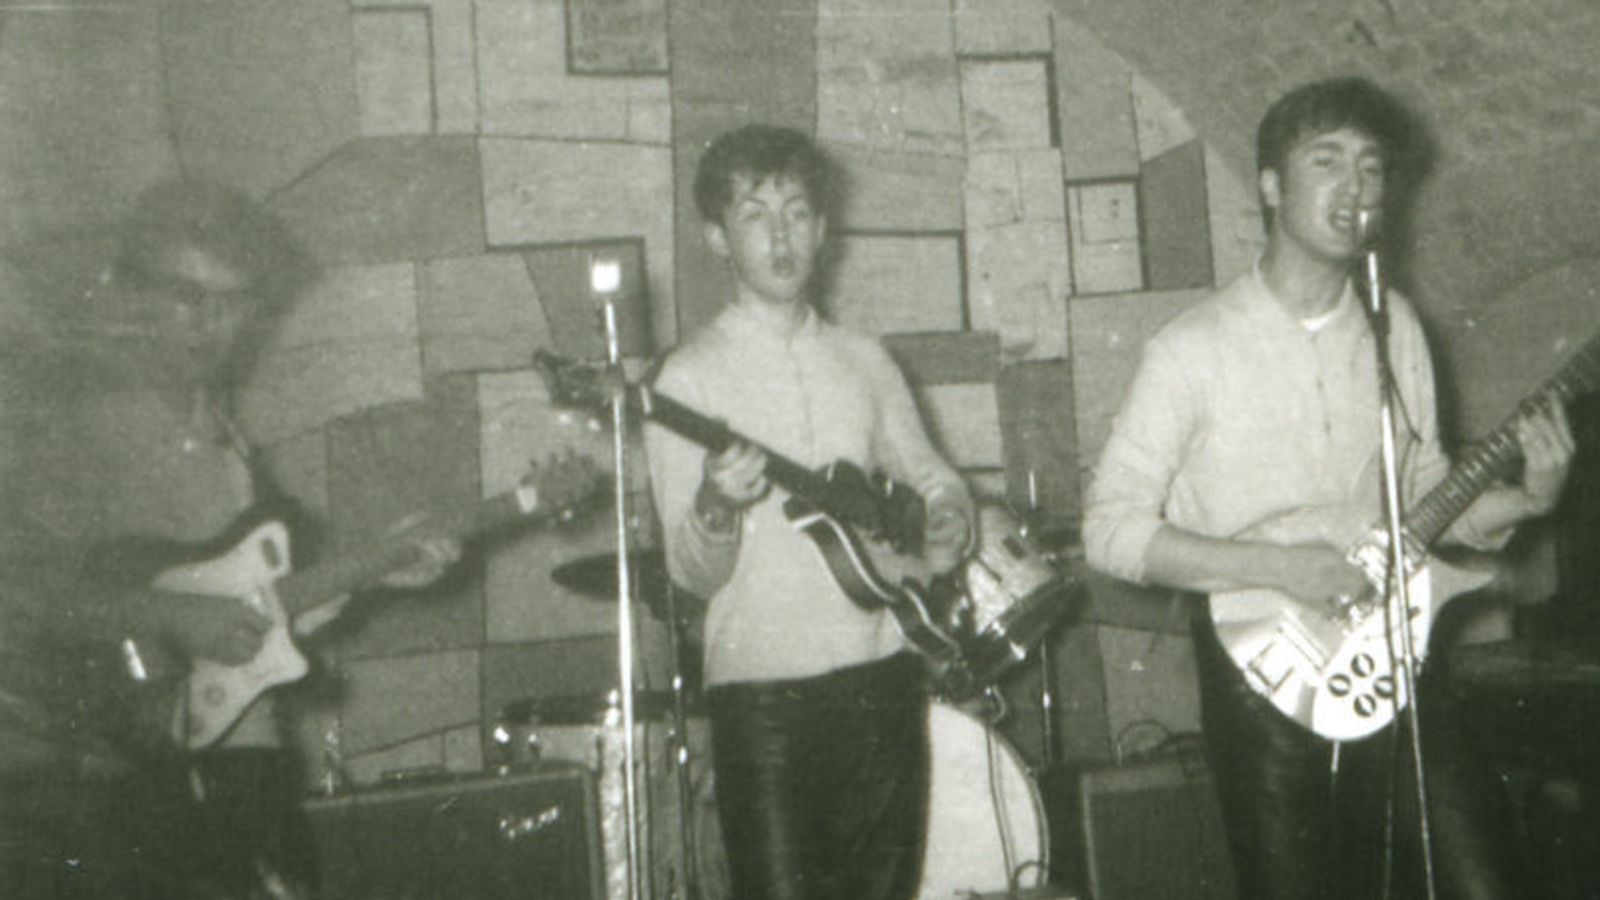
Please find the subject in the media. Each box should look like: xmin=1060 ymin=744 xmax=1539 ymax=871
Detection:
xmin=114 ymin=473 xmax=569 ymax=749
xmin=147 ymin=514 xmax=305 ymax=749
xmin=1211 ymin=326 xmax=1600 ymax=740
xmin=1209 ymin=512 xmax=1492 ymax=741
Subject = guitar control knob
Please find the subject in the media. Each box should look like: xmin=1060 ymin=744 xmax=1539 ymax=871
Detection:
xmin=1373 ymin=675 xmax=1395 ymax=699
xmin=1353 ymin=694 xmax=1377 ymax=718
xmin=1351 ymin=653 xmax=1375 ymax=677
xmin=1327 ymin=673 xmax=1352 ymax=697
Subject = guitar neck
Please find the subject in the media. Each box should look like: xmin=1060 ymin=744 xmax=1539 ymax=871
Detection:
xmin=273 ymin=487 xmax=537 ymax=619
xmin=1406 ymin=332 xmax=1600 ymax=546
xmin=631 ymin=385 xmax=835 ymax=502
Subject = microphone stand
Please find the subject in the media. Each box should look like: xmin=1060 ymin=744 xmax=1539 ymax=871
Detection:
xmin=662 ymin=581 xmax=703 ymax=900
xmin=594 ymin=256 xmax=645 ymax=900
xmin=1357 ymin=213 xmax=1436 ymax=900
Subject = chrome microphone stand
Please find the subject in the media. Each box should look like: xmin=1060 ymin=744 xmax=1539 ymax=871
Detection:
xmin=593 ymin=256 xmax=645 ymax=900
xmin=1357 ymin=210 xmax=1437 ymax=900
xmin=661 ymin=581 xmax=703 ymax=900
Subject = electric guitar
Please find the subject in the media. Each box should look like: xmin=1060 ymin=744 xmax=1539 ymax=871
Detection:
xmin=1211 ymin=330 xmax=1600 ymax=740
xmin=533 ymin=351 xmax=972 ymax=670
xmin=103 ymin=454 xmax=605 ymax=750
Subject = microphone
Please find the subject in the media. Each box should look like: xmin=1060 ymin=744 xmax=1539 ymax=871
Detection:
xmin=1355 ymin=209 xmax=1384 ymax=318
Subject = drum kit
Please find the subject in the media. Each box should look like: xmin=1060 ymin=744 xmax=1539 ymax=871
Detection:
xmin=489 ymin=501 xmax=1084 ymax=900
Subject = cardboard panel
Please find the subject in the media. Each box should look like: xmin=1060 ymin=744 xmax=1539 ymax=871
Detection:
xmin=997 ymin=359 xmax=1080 ymax=523
xmin=354 ymin=8 xmax=433 ymax=136
xmin=476 ymin=0 xmax=669 ymax=142
xmin=355 ymin=0 xmax=480 ymax=134
xmin=960 ymin=58 xmax=1053 ymax=152
xmin=917 ymin=383 xmax=1004 ymax=469
xmin=824 ymin=141 xmax=966 ymax=233
xmin=827 ymin=234 xmax=965 ymax=335
xmin=883 ymin=331 xmax=1002 ymax=385
xmin=480 ymin=138 xmax=675 ymax=349
xmin=1131 ymin=73 xmax=1197 ymax=163
xmin=1205 ymin=145 xmax=1266 ymax=284
xmin=1053 ymin=17 xmax=1138 ymax=181
xmin=270 ymin=136 xmax=486 ymax=267
xmin=162 ymin=0 xmax=357 ymax=197
xmin=953 ymin=0 xmax=1053 ymax=55
xmin=1068 ymin=181 xmax=1144 ymax=295
xmin=568 ymin=0 xmax=670 ymax=74
xmin=817 ymin=0 xmax=963 ymax=156
xmin=1140 ymin=140 xmax=1215 ymax=291
xmin=420 ymin=253 xmax=554 ymax=376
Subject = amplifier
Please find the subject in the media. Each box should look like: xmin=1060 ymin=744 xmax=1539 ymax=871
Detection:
xmin=303 ymin=763 xmax=603 ymax=900
xmin=1077 ymin=747 xmax=1236 ymax=900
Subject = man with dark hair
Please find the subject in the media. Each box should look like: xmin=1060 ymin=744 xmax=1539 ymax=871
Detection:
xmin=646 ymin=124 xmax=974 ymax=900
xmin=1083 ymin=78 xmax=1573 ymax=899
xmin=0 ymin=180 xmax=460 ymax=899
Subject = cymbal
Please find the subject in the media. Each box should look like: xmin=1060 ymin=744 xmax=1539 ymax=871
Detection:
xmin=551 ymin=551 xmax=681 ymax=614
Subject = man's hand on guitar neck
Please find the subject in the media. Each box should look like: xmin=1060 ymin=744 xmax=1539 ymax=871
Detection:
xmin=695 ymin=439 xmax=769 ymax=536
xmin=377 ymin=513 xmax=464 ymax=590
xmin=1511 ymin=395 xmax=1575 ymax=517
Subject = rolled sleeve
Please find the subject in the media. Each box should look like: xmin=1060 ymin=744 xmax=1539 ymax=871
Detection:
xmin=1082 ymin=338 xmax=1196 ymax=584
xmin=644 ymin=358 xmax=741 ymax=600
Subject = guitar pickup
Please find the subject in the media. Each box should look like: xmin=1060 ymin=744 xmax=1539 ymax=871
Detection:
xmin=1246 ymin=643 xmax=1294 ymax=694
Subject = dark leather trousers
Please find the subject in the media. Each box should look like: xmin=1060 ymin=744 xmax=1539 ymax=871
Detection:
xmin=1194 ymin=617 xmax=1520 ymax=900
xmin=706 ymin=652 xmax=929 ymax=900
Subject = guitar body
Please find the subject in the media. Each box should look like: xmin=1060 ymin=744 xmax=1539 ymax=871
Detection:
xmin=1210 ymin=509 xmax=1494 ymax=740
xmin=148 ymin=517 xmax=307 ymax=749
xmin=786 ymin=501 xmax=965 ymax=666
xmin=95 ymin=456 xmax=598 ymax=752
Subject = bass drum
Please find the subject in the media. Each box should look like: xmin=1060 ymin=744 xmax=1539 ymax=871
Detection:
xmin=691 ymin=701 xmax=1048 ymax=900
xmin=920 ymin=701 xmax=1048 ymax=899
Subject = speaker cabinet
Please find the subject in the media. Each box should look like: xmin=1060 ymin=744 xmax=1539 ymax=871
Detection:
xmin=1077 ymin=749 xmax=1236 ymax=900
xmin=304 ymin=763 xmax=603 ymax=900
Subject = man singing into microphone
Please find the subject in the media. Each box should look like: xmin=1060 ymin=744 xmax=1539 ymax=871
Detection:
xmin=1083 ymin=78 xmax=1573 ymax=899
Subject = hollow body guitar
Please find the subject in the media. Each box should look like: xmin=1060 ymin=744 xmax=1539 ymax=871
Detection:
xmin=534 ymin=351 xmax=991 ymax=676
xmin=1211 ymin=329 xmax=1600 ymax=740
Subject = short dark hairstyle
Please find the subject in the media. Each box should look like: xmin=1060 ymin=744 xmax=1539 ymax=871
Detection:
xmin=692 ymin=124 xmax=831 ymax=225
xmin=1256 ymin=77 xmax=1413 ymax=176
xmin=113 ymin=179 xmax=312 ymax=313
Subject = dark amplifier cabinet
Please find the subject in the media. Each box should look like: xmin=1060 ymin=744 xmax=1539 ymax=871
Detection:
xmin=303 ymin=763 xmax=603 ymax=900
xmin=1076 ymin=749 xmax=1237 ymax=900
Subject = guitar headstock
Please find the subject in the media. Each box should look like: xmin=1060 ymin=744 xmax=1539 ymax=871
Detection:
xmin=523 ymin=451 xmax=610 ymax=524
xmin=533 ymin=350 xmax=623 ymax=412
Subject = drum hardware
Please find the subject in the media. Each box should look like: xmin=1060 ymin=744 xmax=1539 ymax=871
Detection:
xmin=1015 ymin=471 xmax=1082 ymax=771
xmin=941 ymin=502 xmax=1085 ymax=706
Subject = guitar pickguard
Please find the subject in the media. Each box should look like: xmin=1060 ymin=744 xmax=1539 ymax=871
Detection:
xmin=151 ymin=519 xmax=308 ymax=749
xmin=1212 ymin=556 xmax=1493 ymax=740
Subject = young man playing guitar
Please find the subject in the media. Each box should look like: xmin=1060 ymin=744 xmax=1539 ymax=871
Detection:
xmin=644 ymin=124 xmax=974 ymax=900
xmin=0 ymin=181 xmax=462 ymax=899
xmin=1084 ymin=78 xmax=1574 ymax=899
